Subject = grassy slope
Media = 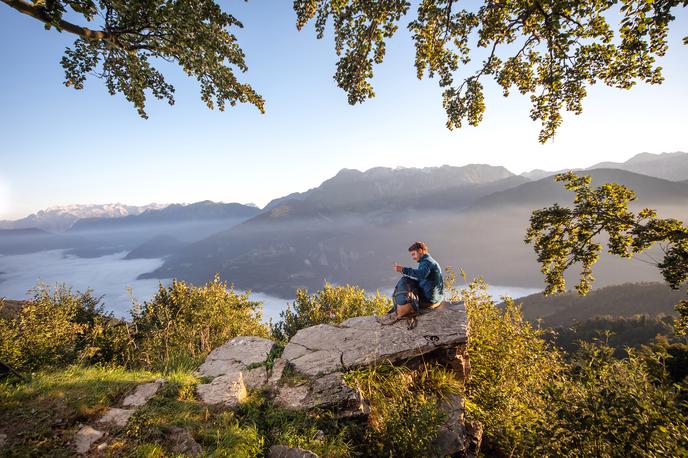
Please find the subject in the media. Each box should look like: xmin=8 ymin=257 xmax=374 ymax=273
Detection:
xmin=0 ymin=365 xmax=355 ymax=457
xmin=0 ymin=366 xmax=157 ymax=456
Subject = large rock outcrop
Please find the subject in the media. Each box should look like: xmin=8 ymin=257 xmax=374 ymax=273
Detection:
xmin=196 ymin=301 xmax=477 ymax=457
xmin=274 ymin=301 xmax=469 ymax=415
xmin=281 ymin=301 xmax=469 ymax=377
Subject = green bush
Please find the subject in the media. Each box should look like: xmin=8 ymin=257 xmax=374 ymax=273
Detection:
xmin=127 ymin=275 xmax=270 ymax=370
xmin=343 ymin=363 xmax=463 ymax=457
xmin=271 ymin=283 xmax=391 ymax=341
xmin=453 ymin=280 xmax=564 ymax=455
xmin=0 ymin=276 xmax=271 ymax=373
xmin=0 ymin=284 xmax=126 ymax=372
xmin=539 ymin=342 xmax=688 ymax=457
xmin=643 ymin=335 xmax=688 ymax=384
xmin=453 ymin=279 xmax=688 ymax=457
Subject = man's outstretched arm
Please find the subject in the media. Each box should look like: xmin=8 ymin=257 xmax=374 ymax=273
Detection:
xmin=402 ymin=261 xmax=431 ymax=280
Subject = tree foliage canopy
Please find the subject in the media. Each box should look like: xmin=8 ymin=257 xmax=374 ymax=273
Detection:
xmin=1 ymin=0 xmax=264 ymax=117
xmin=4 ymin=1 xmax=685 ymax=132
xmin=526 ymin=171 xmax=688 ymax=334
xmin=294 ymin=0 xmax=687 ymax=142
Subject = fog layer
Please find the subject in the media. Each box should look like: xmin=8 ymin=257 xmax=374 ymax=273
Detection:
xmin=0 ymin=249 xmax=539 ymax=323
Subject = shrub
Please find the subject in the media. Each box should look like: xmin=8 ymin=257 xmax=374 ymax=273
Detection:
xmin=271 ymin=283 xmax=391 ymax=341
xmin=642 ymin=335 xmax=688 ymax=384
xmin=0 ymin=276 xmax=271 ymax=373
xmin=452 ymin=279 xmax=688 ymax=457
xmin=128 ymin=275 xmax=270 ymax=370
xmin=452 ymin=280 xmax=564 ymax=455
xmin=539 ymin=342 xmax=688 ymax=457
xmin=0 ymin=284 xmax=125 ymax=372
xmin=343 ymin=363 xmax=463 ymax=457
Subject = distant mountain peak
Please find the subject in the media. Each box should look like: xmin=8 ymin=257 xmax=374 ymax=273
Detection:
xmin=588 ymin=151 xmax=688 ymax=181
xmin=521 ymin=151 xmax=688 ymax=183
xmin=264 ymin=163 xmax=516 ymax=211
xmin=69 ymin=201 xmax=261 ymax=232
xmin=625 ymin=151 xmax=686 ymax=164
xmin=326 ymin=163 xmax=515 ymax=185
xmin=0 ymin=202 xmax=169 ymax=233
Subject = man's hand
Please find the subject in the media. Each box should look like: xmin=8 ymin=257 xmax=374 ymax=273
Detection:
xmin=393 ymin=263 xmax=403 ymax=273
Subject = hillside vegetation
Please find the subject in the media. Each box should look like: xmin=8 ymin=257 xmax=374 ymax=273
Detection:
xmin=553 ymin=315 xmax=678 ymax=357
xmin=516 ymin=282 xmax=686 ymax=327
xmin=1 ymin=277 xmax=687 ymax=457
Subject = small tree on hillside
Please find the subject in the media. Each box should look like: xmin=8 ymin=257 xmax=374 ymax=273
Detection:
xmin=525 ymin=171 xmax=688 ymax=334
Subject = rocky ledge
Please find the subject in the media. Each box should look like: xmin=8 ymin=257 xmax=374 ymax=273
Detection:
xmin=282 ymin=300 xmax=469 ymax=377
xmin=196 ymin=301 xmax=478 ymax=457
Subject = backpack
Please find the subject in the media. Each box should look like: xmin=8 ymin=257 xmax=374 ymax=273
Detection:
xmin=392 ymin=276 xmax=421 ymax=318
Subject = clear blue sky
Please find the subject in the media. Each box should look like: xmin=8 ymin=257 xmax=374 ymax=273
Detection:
xmin=1 ymin=2 xmax=686 ymax=219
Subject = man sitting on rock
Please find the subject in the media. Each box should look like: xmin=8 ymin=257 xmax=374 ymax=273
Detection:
xmin=393 ymin=241 xmax=444 ymax=309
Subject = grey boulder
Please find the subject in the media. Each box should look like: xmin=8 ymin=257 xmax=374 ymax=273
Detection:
xmin=197 ymin=336 xmax=275 ymax=377
xmin=74 ymin=426 xmax=103 ymax=454
xmin=98 ymin=408 xmax=135 ymax=428
xmin=196 ymin=371 xmax=248 ymax=406
xmin=281 ymin=301 xmax=468 ymax=377
xmin=167 ymin=426 xmax=203 ymax=456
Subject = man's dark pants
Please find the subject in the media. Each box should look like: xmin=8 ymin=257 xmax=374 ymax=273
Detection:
xmin=407 ymin=278 xmax=442 ymax=309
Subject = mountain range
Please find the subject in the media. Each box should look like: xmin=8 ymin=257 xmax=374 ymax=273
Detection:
xmin=2 ymin=151 xmax=687 ymax=298
xmin=141 ymin=166 xmax=688 ymax=296
xmin=520 ymin=151 xmax=688 ymax=181
xmin=0 ymin=203 xmax=168 ymax=233
xmin=588 ymin=151 xmax=688 ymax=181
xmin=264 ymin=164 xmax=526 ymax=211
xmin=0 ymin=201 xmax=260 ymax=258
xmin=69 ymin=201 xmax=260 ymax=232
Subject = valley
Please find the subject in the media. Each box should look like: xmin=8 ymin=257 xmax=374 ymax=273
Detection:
xmin=1 ymin=152 xmax=687 ymax=319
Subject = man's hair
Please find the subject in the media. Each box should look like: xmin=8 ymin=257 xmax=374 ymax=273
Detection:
xmin=408 ymin=241 xmax=428 ymax=252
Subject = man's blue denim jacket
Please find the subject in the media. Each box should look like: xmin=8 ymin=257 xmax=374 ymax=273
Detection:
xmin=402 ymin=253 xmax=444 ymax=304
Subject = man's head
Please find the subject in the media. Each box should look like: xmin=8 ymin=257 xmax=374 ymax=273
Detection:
xmin=408 ymin=241 xmax=428 ymax=262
